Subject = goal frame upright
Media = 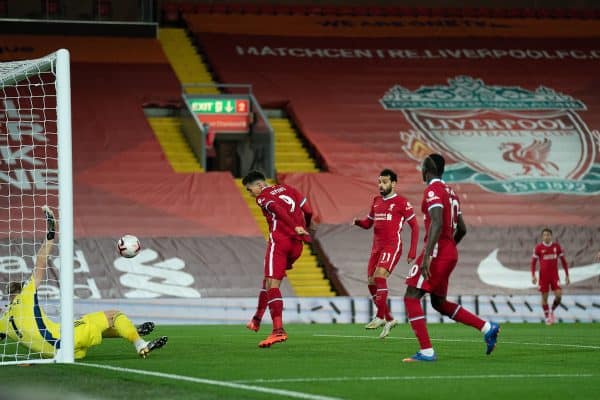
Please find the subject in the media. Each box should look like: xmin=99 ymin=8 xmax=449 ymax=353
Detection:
xmin=56 ymin=48 xmax=74 ymax=364
xmin=0 ymin=48 xmax=74 ymax=364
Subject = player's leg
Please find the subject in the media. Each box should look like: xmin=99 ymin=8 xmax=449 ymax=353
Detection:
xmin=73 ymin=312 xmax=109 ymax=359
xmin=373 ymin=258 xmax=399 ymax=338
xmin=247 ymin=278 xmax=268 ymax=332
xmin=402 ymin=254 xmax=436 ymax=360
xmin=430 ymin=293 xmax=499 ymax=355
xmin=102 ymin=322 xmax=154 ymax=338
xmin=104 ymin=310 xmax=167 ymax=357
xmin=258 ymin=277 xmax=288 ymax=348
xmin=541 ymin=291 xmax=551 ymax=324
xmin=365 ymin=252 xmax=385 ymax=329
xmin=257 ymin=239 xmax=294 ymax=348
xmin=402 ymin=285 xmax=436 ymax=361
xmin=550 ymin=287 xmax=562 ymax=323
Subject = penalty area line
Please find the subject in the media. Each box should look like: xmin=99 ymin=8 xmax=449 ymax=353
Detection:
xmin=234 ymin=373 xmax=594 ymax=384
xmin=313 ymin=334 xmax=600 ymax=350
xmin=78 ymin=363 xmax=344 ymax=400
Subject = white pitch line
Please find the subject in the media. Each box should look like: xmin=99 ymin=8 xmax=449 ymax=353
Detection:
xmin=79 ymin=363 xmax=343 ymax=400
xmin=234 ymin=373 xmax=594 ymax=384
xmin=314 ymin=334 xmax=600 ymax=350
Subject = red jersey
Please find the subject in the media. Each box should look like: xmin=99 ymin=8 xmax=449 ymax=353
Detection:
xmin=531 ymin=242 xmax=568 ymax=277
xmin=422 ymin=179 xmax=460 ymax=258
xmin=355 ymin=193 xmax=419 ymax=258
xmin=256 ymin=184 xmax=310 ymax=241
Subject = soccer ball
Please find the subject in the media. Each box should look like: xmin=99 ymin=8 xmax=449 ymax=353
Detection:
xmin=117 ymin=235 xmax=141 ymax=258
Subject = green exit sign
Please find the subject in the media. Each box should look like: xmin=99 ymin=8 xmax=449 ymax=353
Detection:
xmin=189 ymin=98 xmax=250 ymax=114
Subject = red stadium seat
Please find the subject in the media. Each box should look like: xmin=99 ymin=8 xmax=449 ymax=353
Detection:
xmin=211 ymin=4 xmax=229 ymax=15
xmin=521 ymin=8 xmax=536 ymax=18
xmin=321 ymin=6 xmax=340 ymax=16
xmin=93 ymin=0 xmax=112 ymax=19
xmin=178 ymin=3 xmax=194 ymax=12
xmin=192 ymin=4 xmax=211 ymax=14
xmin=41 ymin=0 xmax=60 ymax=17
xmin=259 ymin=4 xmax=277 ymax=15
xmin=305 ymin=6 xmax=323 ymax=16
xmin=352 ymin=6 xmax=369 ymax=16
xmin=228 ymin=3 xmax=244 ymax=15
xmin=274 ymin=5 xmax=294 ymax=15
xmin=161 ymin=3 xmax=178 ymax=22
xmin=368 ymin=7 xmax=390 ymax=17
xmin=338 ymin=7 xmax=355 ymax=16
xmin=535 ymin=8 xmax=552 ymax=18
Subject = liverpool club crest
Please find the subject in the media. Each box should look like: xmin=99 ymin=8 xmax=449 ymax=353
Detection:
xmin=381 ymin=76 xmax=600 ymax=194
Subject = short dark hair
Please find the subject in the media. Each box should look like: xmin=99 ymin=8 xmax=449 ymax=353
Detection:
xmin=7 ymin=281 xmax=23 ymax=296
xmin=242 ymin=170 xmax=266 ymax=186
xmin=379 ymin=169 xmax=397 ymax=182
xmin=542 ymin=228 xmax=553 ymax=235
xmin=428 ymin=154 xmax=445 ymax=176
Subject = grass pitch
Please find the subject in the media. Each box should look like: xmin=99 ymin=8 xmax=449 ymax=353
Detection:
xmin=3 ymin=323 xmax=599 ymax=399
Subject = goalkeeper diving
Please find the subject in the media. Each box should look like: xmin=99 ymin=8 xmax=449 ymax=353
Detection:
xmin=0 ymin=206 xmax=167 ymax=359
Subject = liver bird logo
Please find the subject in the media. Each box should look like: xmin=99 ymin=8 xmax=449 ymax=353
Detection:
xmin=499 ymin=138 xmax=559 ymax=176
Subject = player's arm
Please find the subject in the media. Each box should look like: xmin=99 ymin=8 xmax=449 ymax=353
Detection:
xmin=558 ymin=246 xmax=570 ymax=285
xmin=264 ymin=201 xmax=308 ymax=236
xmin=0 ymin=310 xmax=8 ymax=340
xmin=299 ymin=196 xmax=313 ymax=228
xmin=406 ymin=214 xmax=419 ymax=263
xmin=454 ymin=213 xmax=467 ymax=245
xmin=421 ymin=205 xmax=442 ymax=279
xmin=353 ymin=200 xmax=375 ymax=229
xmin=33 ymin=206 xmax=56 ymax=288
xmin=531 ymin=249 xmax=539 ymax=285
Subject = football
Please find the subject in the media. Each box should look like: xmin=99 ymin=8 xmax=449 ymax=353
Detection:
xmin=117 ymin=234 xmax=141 ymax=258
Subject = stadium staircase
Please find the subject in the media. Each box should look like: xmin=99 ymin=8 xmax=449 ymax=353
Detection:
xmin=158 ymin=26 xmax=333 ymax=296
xmin=147 ymin=117 xmax=203 ymax=173
xmin=270 ymin=117 xmax=320 ymax=173
xmin=235 ymin=178 xmax=335 ymax=297
xmin=158 ymin=28 xmax=219 ymax=95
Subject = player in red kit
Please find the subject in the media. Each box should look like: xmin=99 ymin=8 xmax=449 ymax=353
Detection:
xmin=531 ymin=228 xmax=570 ymax=325
xmin=402 ymin=154 xmax=500 ymax=362
xmin=243 ymin=171 xmax=312 ymax=348
xmin=353 ymin=169 xmax=419 ymax=338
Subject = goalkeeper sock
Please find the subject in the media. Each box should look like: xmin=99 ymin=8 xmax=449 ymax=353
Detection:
xmin=113 ymin=312 xmax=142 ymax=343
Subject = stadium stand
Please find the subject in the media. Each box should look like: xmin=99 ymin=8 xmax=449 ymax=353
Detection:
xmin=185 ymin=12 xmax=600 ymax=296
xmin=0 ymin=34 xmax=291 ymax=299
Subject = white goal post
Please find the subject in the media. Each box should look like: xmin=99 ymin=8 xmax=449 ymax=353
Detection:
xmin=0 ymin=49 xmax=73 ymax=364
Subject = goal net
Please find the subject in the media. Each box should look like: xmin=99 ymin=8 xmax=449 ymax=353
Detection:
xmin=0 ymin=49 xmax=74 ymax=364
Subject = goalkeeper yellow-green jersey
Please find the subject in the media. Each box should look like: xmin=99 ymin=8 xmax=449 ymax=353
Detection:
xmin=0 ymin=279 xmax=60 ymax=357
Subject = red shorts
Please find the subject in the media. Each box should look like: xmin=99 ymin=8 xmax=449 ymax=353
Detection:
xmin=405 ymin=251 xmax=457 ymax=297
xmin=367 ymin=243 xmax=403 ymax=276
xmin=538 ymin=272 xmax=561 ymax=293
xmin=264 ymin=238 xmax=303 ymax=280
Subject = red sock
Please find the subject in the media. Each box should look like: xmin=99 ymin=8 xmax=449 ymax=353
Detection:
xmin=374 ymin=277 xmax=392 ymax=320
xmin=543 ymin=304 xmax=550 ymax=317
xmin=267 ymin=288 xmax=284 ymax=331
xmin=437 ymin=300 xmax=485 ymax=330
xmin=368 ymin=284 xmax=377 ymax=304
xmin=404 ymin=297 xmax=432 ymax=350
xmin=254 ymin=285 xmax=268 ymax=321
xmin=252 ymin=279 xmax=268 ymax=321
